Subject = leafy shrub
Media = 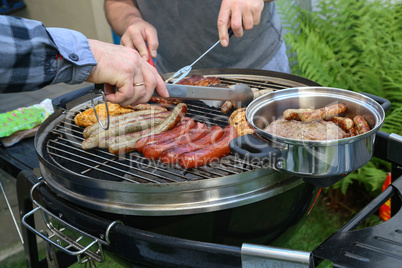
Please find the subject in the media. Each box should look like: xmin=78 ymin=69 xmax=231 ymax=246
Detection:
xmin=278 ymin=0 xmax=402 ymax=194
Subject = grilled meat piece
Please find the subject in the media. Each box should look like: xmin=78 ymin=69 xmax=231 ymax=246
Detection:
xmin=264 ymin=118 xmax=349 ymax=140
xmin=74 ymin=102 xmax=135 ymax=127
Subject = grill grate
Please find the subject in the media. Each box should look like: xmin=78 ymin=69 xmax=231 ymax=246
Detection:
xmin=45 ymin=76 xmax=310 ymax=184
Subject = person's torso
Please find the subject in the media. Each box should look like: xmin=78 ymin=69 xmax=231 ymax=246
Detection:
xmin=134 ymin=0 xmax=283 ymax=73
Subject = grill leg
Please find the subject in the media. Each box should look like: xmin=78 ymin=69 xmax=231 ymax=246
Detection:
xmin=17 ymin=170 xmax=41 ymax=268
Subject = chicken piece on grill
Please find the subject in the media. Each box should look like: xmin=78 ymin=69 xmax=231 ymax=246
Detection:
xmin=228 ymin=107 xmax=255 ymax=136
xmin=74 ymin=102 xmax=135 ymax=127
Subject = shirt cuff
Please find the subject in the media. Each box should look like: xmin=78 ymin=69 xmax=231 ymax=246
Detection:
xmin=47 ymin=28 xmax=97 ymax=85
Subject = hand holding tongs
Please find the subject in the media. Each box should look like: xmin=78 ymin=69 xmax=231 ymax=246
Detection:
xmin=165 ymin=28 xmax=234 ymax=84
xmin=90 ymin=84 xmax=111 ymax=130
xmin=88 ymin=47 xmax=157 ymax=131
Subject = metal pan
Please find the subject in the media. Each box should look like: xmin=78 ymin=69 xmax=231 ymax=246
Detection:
xmin=230 ymin=87 xmax=391 ymax=182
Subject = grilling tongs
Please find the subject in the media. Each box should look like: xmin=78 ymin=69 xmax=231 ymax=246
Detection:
xmin=156 ymin=83 xmax=254 ymax=108
xmin=165 ymin=28 xmax=234 ymax=84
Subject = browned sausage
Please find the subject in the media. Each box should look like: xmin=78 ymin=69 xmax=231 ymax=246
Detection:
xmin=348 ymin=126 xmax=359 ymax=137
xmin=103 ymin=127 xmax=157 ymax=149
xmin=300 ymin=103 xmax=347 ymax=122
xmin=160 ymin=125 xmax=224 ymax=165
xmin=135 ymin=117 xmax=195 ymax=153
xmin=143 ymin=122 xmax=208 ymax=160
xmin=83 ymin=109 xmax=169 ymax=138
xmin=178 ymin=125 xmax=238 ymax=169
xmin=283 ymin=108 xmax=313 ymax=120
xmin=89 ymin=111 xmax=172 ymax=138
xmin=221 ymin=101 xmax=233 ymax=114
xmin=82 ymin=116 xmax=167 ymax=150
xmin=330 ymin=116 xmax=354 ymax=131
xmin=129 ymin=103 xmax=168 ymax=112
xmin=353 ymin=115 xmax=370 ymax=134
xmin=149 ymin=97 xmax=182 ymax=108
xmin=108 ymin=103 xmax=187 ymax=155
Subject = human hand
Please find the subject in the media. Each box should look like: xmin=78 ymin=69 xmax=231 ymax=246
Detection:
xmin=86 ymin=39 xmax=168 ymax=106
xmin=120 ymin=18 xmax=159 ymax=62
xmin=217 ymin=0 xmax=265 ymax=47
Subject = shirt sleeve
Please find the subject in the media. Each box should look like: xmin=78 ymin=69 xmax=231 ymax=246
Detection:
xmin=0 ymin=15 xmax=97 ymax=93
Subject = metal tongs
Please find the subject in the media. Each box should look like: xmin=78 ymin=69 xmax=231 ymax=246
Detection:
xmin=165 ymin=28 xmax=234 ymax=84
xmin=90 ymin=84 xmax=110 ymax=130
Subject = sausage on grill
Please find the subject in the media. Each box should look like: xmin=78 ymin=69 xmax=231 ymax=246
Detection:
xmin=160 ymin=125 xmax=224 ymax=165
xmin=89 ymin=111 xmax=171 ymax=138
xmin=143 ymin=122 xmax=208 ymax=160
xmin=135 ymin=117 xmax=195 ymax=153
xmin=300 ymin=103 xmax=347 ymax=122
xmin=178 ymin=125 xmax=238 ymax=169
xmin=130 ymin=104 xmax=168 ymax=112
xmin=83 ymin=109 xmax=168 ymax=138
xmin=82 ymin=116 xmax=167 ymax=150
xmin=221 ymin=101 xmax=233 ymax=114
xmin=108 ymin=103 xmax=188 ymax=155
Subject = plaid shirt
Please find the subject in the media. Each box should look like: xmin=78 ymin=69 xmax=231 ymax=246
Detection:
xmin=0 ymin=15 xmax=96 ymax=93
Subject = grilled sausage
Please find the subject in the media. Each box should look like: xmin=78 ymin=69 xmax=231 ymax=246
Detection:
xmin=149 ymin=97 xmax=182 ymax=108
xmin=143 ymin=122 xmax=208 ymax=160
xmin=101 ymin=127 xmax=157 ymax=149
xmin=129 ymin=103 xmax=168 ymax=112
xmin=160 ymin=125 xmax=224 ymax=165
xmin=178 ymin=125 xmax=238 ymax=169
xmin=89 ymin=111 xmax=171 ymax=138
xmin=283 ymin=108 xmax=313 ymax=121
xmin=135 ymin=117 xmax=195 ymax=152
xmin=176 ymin=75 xmax=205 ymax=85
xmin=108 ymin=103 xmax=188 ymax=155
xmin=353 ymin=115 xmax=370 ymax=134
xmin=82 ymin=116 xmax=166 ymax=150
xmin=300 ymin=103 xmax=347 ymax=122
xmin=82 ymin=109 xmax=167 ymax=138
xmin=253 ymin=89 xmax=274 ymax=99
xmin=221 ymin=101 xmax=233 ymax=114
xmin=329 ymin=116 xmax=354 ymax=131
xmin=348 ymin=126 xmax=359 ymax=137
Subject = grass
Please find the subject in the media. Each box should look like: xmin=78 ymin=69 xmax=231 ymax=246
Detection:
xmin=283 ymin=196 xmax=347 ymax=252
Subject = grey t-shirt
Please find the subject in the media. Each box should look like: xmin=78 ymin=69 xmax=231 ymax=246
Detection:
xmin=134 ymin=0 xmax=283 ymax=73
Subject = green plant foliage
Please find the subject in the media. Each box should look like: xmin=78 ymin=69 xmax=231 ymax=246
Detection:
xmin=277 ymin=0 xmax=402 ymax=194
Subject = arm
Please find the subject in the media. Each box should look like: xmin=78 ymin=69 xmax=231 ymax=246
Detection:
xmin=0 ymin=15 xmax=167 ymax=105
xmin=104 ymin=0 xmax=158 ymax=60
xmin=218 ymin=0 xmax=272 ymax=47
xmin=0 ymin=15 xmax=95 ymax=93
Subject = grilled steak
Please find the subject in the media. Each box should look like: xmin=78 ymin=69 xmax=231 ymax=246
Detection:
xmin=264 ymin=118 xmax=349 ymax=140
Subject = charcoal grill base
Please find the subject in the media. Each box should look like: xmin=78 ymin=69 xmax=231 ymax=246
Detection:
xmin=23 ymin=170 xmax=317 ymax=246
xmin=17 ymin=169 xmax=317 ymax=267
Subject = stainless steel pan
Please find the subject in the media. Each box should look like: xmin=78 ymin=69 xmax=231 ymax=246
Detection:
xmin=230 ymin=87 xmax=391 ymax=182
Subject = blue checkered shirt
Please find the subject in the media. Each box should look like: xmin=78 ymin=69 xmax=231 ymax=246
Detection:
xmin=0 ymin=15 xmax=96 ymax=93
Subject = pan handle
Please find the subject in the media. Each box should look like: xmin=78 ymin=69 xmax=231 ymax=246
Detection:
xmin=359 ymin=92 xmax=391 ymax=112
xmin=229 ymin=134 xmax=282 ymax=166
